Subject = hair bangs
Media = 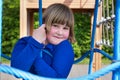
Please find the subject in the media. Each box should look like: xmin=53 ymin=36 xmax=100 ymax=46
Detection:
xmin=51 ymin=8 xmax=73 ymax=28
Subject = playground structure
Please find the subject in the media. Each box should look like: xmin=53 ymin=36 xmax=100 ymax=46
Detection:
xmin=0 ymin=0 xmax=120 ymax=80
xmin=20 ymin=0 xmax=102 ymax=74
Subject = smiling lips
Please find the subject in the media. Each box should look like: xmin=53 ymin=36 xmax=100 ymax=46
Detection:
xmin=54 ymin=36 xmax=63 ymax=39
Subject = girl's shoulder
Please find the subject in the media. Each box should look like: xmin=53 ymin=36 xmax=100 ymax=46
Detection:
xmin=55 ymin=40 xmax=73 ymax=51
xmin=19 ymin=36 xmax=31 ymax=41
xmin=45 ymin=40 xmax=71 ymax=51
xmin=57 ymin=40 xmax=71 ymax=46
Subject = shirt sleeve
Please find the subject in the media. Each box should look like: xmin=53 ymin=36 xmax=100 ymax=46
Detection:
xmin=11 ymin=36 xmax=44 ymax=71
xmin=33 ymin=40 xmax=74 ymax=78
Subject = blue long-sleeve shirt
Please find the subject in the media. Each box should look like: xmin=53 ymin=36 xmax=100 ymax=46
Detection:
xmin=11 ymin=36 xmax=74 ymax=78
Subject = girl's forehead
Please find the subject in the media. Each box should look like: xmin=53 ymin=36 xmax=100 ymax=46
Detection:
xmin=52 ymin=23 xmax=69 ymax=27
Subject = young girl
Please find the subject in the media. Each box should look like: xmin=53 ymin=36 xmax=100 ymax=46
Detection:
xmin=11 ymin=3 xmax=75 ymax=78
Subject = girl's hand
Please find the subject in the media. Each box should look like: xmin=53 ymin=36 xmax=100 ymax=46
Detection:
xmin=32 ymin=24 xmax=46 ymax=44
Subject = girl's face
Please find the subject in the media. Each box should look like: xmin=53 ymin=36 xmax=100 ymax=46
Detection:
xmin=47 ymin=23 xmax=70 ymax=45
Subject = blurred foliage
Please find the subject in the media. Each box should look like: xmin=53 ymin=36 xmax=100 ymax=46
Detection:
xmin=72 ymin=13 xmax=91 ymax=58
xmin=2 ymin=0 xmax=19 ymax=54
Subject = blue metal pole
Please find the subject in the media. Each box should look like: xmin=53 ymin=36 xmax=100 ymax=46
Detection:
xmin=112 ymin=0 xmax=120 ymax=80
xmin=39 ymin=0 xmax=42 ymax=26
xmin=0 ymin=0 xmax=3 ymax=63
xmin=88 ymin=0 xmax=99 ymax=74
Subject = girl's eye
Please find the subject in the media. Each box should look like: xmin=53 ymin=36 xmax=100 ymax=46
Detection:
xmin=64 ymin=27 xmax=69 ymax=30
xmin=53 ymin=24 xmax=58 ymax=27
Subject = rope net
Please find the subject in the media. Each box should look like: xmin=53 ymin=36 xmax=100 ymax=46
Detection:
xmin=96 ymin=0 xmax=115 ymax=48
xmin=1 ymin=0 xmax=120 ymax=80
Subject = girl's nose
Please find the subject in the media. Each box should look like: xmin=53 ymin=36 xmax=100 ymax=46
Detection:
xmin=57 ymin=29 xmax=63 ymax=35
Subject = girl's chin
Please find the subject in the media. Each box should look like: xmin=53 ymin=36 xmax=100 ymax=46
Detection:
xmin=50 ymin=42 xmax=61 ymax=45
xmin=49 ymin=40 xmax=63 ymax=45
xmin=47 ymin=38 xmax=66 ymax=45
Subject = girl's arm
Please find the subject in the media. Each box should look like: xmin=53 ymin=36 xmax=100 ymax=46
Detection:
xmin=11 ymin=24 xmax=46 ymax=71
xmin=34 ymin=40 xmax=74 ymax=78
xmin=11 ymin=36 xmax=44 ymax=71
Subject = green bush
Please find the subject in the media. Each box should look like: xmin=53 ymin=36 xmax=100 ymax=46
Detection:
xmin=73 ymin=13 xmax=91 ymax=58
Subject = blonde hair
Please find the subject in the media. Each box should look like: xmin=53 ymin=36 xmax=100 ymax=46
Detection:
xmin=43 ymin=3 xmax=75 ymax=43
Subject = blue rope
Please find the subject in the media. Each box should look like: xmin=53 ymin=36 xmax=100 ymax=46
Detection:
xmin=74 ymin=50 xmax=90 ymax=64
xmin=39 ymin=0 xmax=42 ymax=26
xmin=1 ymin=0 xmax=119 ymax=79
xmin=93 ymin=48 xmax=113 ymax=60
xmin=0 ymin=62 xmax=120 ymax=80
xmin=89 ymin=0 xmax=99 ymax=74
xmin=1 ymin=53 xmax=11 ymax=60
xmin=1 ymin=48 xmax=113 ymax=64
xmin=113 ymin=0 xmax=120 ymax=79
xmin=40 ymin=49 xmax=53 ymax=58
xmin=0 ymin=64 xmax=60 ymax=80
xmin=74 ymin=48 xmax=113 ymax=64
xmin=42 ymin=49 xmax=53 ymax=57
xmin=79 ymin=62 xmax=120 ymax=79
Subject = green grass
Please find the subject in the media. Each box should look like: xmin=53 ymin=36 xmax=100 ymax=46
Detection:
xmin=102 ymin=58 xmax=112 ymax=64
xmin=1 ymin=57 xmax=10 ymax=64
xmin=75 ymin=58 xmax=111 ymax=64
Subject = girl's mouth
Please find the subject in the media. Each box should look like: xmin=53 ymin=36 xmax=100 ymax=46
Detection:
xmin=54 ymin=36 xmax=63 ymax=39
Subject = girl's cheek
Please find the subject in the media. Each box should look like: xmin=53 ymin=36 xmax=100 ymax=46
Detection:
xmin=50 ymin=28 xmax=56 ymax=33
xmin=64 ymin=32 xmax=69 ymax=39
